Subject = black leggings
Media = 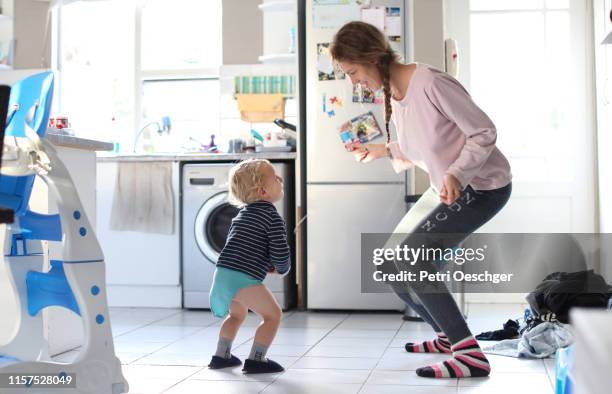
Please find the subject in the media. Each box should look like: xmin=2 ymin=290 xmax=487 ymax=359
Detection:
xmin=388 ymin=183 xmax=512 ymax=344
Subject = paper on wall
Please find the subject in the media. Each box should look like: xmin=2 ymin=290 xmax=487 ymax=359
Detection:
xmin=386 ymin=7 xmax=401 ymax=36
xmin=361 ymin=7 xmax=385 ymax=32
xmin=313 ymin=2 xmax=361 ymax=29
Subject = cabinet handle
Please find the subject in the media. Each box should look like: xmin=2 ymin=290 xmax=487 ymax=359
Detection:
xmin=190 ymin=178 xmax=214 ymax=185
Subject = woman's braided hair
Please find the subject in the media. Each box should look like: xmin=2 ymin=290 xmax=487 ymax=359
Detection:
xmin=330 ymin=21 xmax=399 ymax=144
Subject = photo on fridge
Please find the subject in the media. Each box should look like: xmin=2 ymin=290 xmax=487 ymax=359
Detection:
xmin=338 ymin=111 xmax=383 ymax=151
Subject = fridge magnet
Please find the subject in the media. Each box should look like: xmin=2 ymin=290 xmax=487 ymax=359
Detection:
xmin=323 ymin=93 xmax=327 ymax=112
xmin=337 ymin=111 xmax=383 ymax=151
xmin=317 ymin=43 xmax=346 ymax=80
xmin=329 ymin=95 xmax=344 ymax=108
xmin=327 ymin=109 xmax=336 ymax=118
xmin=352 ymin=84 xmax=383 ymax=104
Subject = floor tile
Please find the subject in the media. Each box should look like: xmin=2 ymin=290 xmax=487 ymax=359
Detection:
xmin=113 ymin=340 xmax=171 ymax=354
xmin=163 ymin=379 xmax=269 ymax=393
xmin=273 ymin=368 xmax=370 ymax=384
xmin=328 ymin=329 xmax=397 ymax=339
xmin=122 ymin=364 xmax=201 ymax=381
xmin=152 ymin=310 xmax=217 ymax=327
xmin=116 ymin=352 xmax=149 ymax=364
xmin=262 ymin=381 xmax=361 ymax=393
xmin=457 ymin=372 xmax=550 ymax=388
xmin=190 ymin=366 xmax=279 ymax=381
xmin=305 ymin=345 xmax=386 ymax=358
xmin=125 ymin=378 xmax=180 ymax=394
xmin=485 ymin=355 xmax=547 ymax=374
xmin=132 ymin=352 xmax=212 ymax=366
xmin=366 ymin=370 xmax=458 ymax=386
xmin=116 ymin=325 xmax=203 ymax=342
xmin=317 ymin=336 xmax=392 ymax=347
xmin=360 ymin=384 xmax=456 ymax=394
xmin=292 ymin=356 xmax=379 ymax=370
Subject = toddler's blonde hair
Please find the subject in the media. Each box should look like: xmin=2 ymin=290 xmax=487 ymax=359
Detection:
xmin=228 ymin=159 xmax=271 ymax=208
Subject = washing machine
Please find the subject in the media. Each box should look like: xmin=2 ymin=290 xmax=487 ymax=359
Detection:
xmin=181 ymin=162 xmax=295 ymax=309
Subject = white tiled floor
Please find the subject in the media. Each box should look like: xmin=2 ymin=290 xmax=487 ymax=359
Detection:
xmin=53 ymin=303 xmax=555 ymax=393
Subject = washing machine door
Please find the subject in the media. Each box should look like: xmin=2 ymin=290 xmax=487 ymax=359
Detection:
xmin=194 ymin=192 xmax=240 ymax=263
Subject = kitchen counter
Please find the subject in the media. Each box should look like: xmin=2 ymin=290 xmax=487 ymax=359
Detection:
xmin=47 ymin=132 xmax=114 ymax=151
xmin=97 ymin=151 xmax=297 ymax=162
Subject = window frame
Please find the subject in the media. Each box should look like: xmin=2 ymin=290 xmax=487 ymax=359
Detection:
xmin=53 ymin=0 xmax=222 ymax=150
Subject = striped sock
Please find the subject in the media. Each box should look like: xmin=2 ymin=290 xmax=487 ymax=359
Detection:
xmin=416 ymin=336 xmax=490 ymax=378
xmin=405 ymin=332 xmax=452 ymax=354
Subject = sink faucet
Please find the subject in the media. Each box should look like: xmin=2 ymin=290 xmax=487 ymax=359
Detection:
xmin=133 ymin=116 xmax=171 ymax=152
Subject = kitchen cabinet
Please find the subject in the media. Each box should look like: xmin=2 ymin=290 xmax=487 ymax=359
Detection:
xmin=96 ymin=160 xmax=182 ymax=308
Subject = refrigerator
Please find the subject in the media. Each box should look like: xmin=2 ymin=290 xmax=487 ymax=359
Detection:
xmin=303 ymin=0 xmax=412 ymax=310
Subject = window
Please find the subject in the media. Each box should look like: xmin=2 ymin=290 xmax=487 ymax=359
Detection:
xmin=446 ymin=0 xmax=596 ymax=233
xmin=54 ymin=0 xmax=222 ymax=152
xmin=467 ymin=0 xmax=575 ymax=182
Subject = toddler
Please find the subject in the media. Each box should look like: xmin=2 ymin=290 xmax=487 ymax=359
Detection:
xmin=208 ymin=159 xmax=290 ymax=374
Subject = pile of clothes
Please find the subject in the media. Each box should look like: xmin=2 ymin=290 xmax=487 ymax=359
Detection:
xmin=478 ymin=270 xmax=612 ymax=359
xmin=526 ymin=270 xmax=612 ymax=323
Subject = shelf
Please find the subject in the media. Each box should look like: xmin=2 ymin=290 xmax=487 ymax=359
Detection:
xmin=258 ymin=1 xmax=295 ymax=12
xmin=0 ymin=14 xmax=13 ymax=21
xmin=258 ymin=53 xmax=297 ymax=64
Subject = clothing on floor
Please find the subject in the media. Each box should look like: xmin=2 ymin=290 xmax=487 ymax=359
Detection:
xmin=520 ymin=311 xmax=559 ymax=335
xmin=483 ymin=321 xmax=573 ymax=359
xmin=216 ymin=200 xmax=290 ymax=281
xmin=526 ymin=270 xmax=612 ymax=323
xmin=416 ymin=336 xmax=491 ymax=378
xmin=476 ymin=319 xmax=520 ymax=341
xmin=110 ymin=162 xmax=175 ymax=234
xmin=384 ymin=182 xmax=512 ymax=345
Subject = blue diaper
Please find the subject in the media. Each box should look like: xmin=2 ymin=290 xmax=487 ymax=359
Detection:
xmin=209 ymin=266 xmax=261 ymax=318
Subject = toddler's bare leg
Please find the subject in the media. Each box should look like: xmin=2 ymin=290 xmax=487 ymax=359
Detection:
xmin=219 ymin=300 xmax=248 ymax=341
xmin=235 ymin=284 xmax=282 ymax=349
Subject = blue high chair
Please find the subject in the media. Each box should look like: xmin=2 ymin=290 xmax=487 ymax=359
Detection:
xmin=0 ymin=72 xmax=129 ymax=393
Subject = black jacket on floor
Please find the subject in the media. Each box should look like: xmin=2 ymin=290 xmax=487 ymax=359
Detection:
xmin=526 ymin=270 xmax=612 ymax=323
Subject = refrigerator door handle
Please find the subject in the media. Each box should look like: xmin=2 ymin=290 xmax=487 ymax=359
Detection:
xmin=404 ymin=194 xmax=423 ymax=203
xmin=405 ymin=194 xmax=423 ymax=212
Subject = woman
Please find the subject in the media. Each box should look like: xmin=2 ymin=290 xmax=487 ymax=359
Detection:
xmin=330 ymin=21 xmax=512 ymax=379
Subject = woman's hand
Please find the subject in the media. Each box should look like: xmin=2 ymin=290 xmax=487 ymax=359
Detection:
xmin=439 ymin=174 xmax=462 ymax=205
xmin=349 ymin=143 xmax=387 ymax=163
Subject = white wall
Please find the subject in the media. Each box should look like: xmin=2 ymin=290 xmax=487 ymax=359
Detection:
xmin=222 ymin=0 xmax=263 ymax=64
xmin=13 ymin=0 xmax=50 ymax=69
xmin=411 ymin=0 xmax=446 ymax=194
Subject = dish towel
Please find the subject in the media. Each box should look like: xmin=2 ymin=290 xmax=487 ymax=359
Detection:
xmin=109 ymin=162 xmax=175 ymax=234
